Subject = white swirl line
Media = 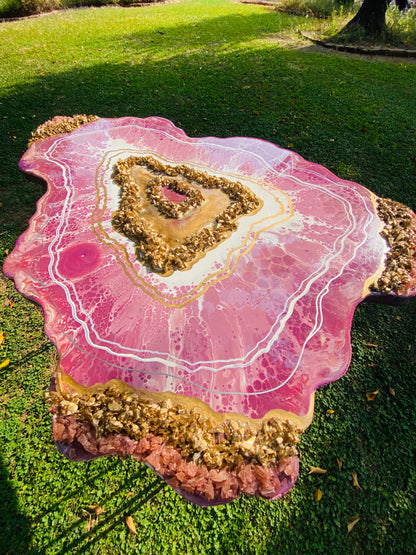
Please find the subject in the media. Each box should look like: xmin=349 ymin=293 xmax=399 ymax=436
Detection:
xmin=41 ymin=131 xmax=374 ymax=388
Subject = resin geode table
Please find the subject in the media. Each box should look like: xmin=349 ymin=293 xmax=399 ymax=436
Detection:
xmin=4 ymin=116 xmax=416 ymax=506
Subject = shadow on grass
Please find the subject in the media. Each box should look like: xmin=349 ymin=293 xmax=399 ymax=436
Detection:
xmin=0 ymin=454 xmax=32 ymax=554
xmin=40 ymin=463 xmax=165 ymax=553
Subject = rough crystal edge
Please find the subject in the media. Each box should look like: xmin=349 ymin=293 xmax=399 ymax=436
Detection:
xmin=52 ymin=414 xmax=299 ymax=506
xmin=370 ymin=197 xmax=416 ymax=295
xmin=46 ymin=371 xmax=306 ymax=505
xmin=29 ymin=114 xmax=100 ymax=145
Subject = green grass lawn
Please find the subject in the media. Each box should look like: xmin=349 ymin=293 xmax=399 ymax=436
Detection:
xmin=1 ymin=0 xmax=416 ymax=552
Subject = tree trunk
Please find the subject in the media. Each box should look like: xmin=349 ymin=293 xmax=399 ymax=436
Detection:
xmin=346 ymin=0 xmax=389 ymax=36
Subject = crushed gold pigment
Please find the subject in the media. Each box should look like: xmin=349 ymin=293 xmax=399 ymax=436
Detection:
xmin=46 ymin=385 xmax=300 ymax=470
xmin=111 ymin=156 xmax=262 ymax=275
xmin=372 ymin=197 xmax=416 ymax=294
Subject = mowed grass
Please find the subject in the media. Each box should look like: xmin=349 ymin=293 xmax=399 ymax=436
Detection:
xmin=1 ymin=0 xmax=416 ymax=553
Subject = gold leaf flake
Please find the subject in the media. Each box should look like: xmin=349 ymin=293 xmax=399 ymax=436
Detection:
xmin=308 ymin=466 xmax=327 ymax=475
xmin=126 ymin=516 xmax=137 ymax=535
xmin=347 ymin=515 xmax=359 ymax=535
xmin=366 ymin=389 xmax=380 ymax=401
xmin=351 ymin=473 xmax=363 ymax=490
xmin=314 ymin=488 xmax=322 ymax=501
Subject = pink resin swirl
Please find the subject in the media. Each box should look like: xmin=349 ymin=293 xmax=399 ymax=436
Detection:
xmin=4 ymin=116 xmax=406 ymax=422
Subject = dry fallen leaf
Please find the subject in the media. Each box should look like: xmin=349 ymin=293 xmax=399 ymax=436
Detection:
xmin=314 ymin=488 xmax=322 ymax=501
xmin=351 ymin=473 xmax=363 ymax=490
xmin=389 ymin=386 xmax=396 ymax=396
xmin=126 ymin=516 xmax=137 ymax=535
xmin=336 ymin=458 xmax=343 ymax=471
xmin=366 ymin=389 xmax=380 ymax=401
xmin=0 ymin=358 xmax=10 ymax=370
xmin=308 ymin=466 xmax=327 ymax=475
xmin=347 ymin=515 xmax=360 ymax=535
xmin=366 ymin=342 xmax=378 ymax=347
xmin=88 ymin=505 xmax=105 ymax=515
xmin=0 ymin=331 xmax=6 ymax=348
xmin=326 ymin=409 xmax=334 ymax=415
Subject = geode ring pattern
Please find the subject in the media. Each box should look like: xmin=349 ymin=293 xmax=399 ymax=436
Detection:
xmin=4 ymin=116 xmax=416 ymax=506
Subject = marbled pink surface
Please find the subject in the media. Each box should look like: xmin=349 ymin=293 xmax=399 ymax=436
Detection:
xmin=4 ymin=117 xmax=397 ymax=420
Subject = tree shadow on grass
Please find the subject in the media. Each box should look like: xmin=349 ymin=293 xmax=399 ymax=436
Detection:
xmin=0 ymin=454 xmax=32 ymax=555
xmin=39 ymin=462 xmax=165 ymax=553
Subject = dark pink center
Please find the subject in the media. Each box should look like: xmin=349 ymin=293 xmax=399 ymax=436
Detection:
xmin=161 ymin=185 xmax=187 ymax=204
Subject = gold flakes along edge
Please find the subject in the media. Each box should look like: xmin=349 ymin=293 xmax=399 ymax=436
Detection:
xmin=46 ymin=374 xmax=301 ymax=471
xmin=29 ymin=115 xmax=100 ymax=145
xmin=371 ymin=197 xmax=416 ymax=294
xmin=111 ymin=155 xmax=263 ymax=276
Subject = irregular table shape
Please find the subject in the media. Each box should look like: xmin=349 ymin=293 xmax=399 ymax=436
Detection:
xmin=4 ymin=116 xmax=416 ymax=505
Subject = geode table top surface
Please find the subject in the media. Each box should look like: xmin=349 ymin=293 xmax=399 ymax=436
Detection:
xmin=4 ymin=116 xmax=416 ymax=505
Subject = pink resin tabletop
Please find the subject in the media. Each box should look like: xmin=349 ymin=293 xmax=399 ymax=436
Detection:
xmin=4 ymin=116 xmax=416 ymax=505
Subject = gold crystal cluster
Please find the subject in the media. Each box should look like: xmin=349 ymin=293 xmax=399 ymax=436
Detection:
xmin=112 ymin=156 xmax=261 ymax=274
xmin=371 ymin=197 xmax=415 ymax=293
xmin=29 ymin=115 xmax=99 ymax=145
xmin=46 ymin=385 xmax=300 ymax=470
